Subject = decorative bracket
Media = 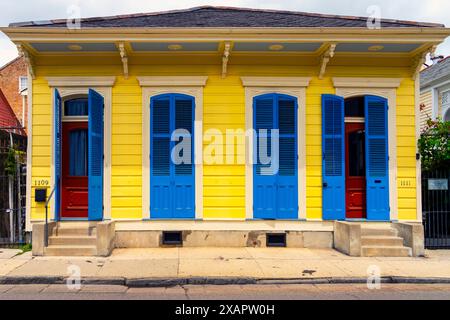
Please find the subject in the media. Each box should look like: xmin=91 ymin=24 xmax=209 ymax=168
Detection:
xmin=319 ymin=43 xmax=336 ymax=80
xmin=412 ymin=45 xmax=437 ymax=80
xmin=118 ymin=43 xmax=129 ymax=79
xmin=222 ymin=42 xmax=232 ymax=79
xmin=17 ymin=44 xmax=35 ymax=80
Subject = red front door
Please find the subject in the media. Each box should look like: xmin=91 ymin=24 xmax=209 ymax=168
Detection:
xmin=61 ymin=122 xmax=89 ymax=219
xmin=345 ymin=122 xmax=367 ymax=219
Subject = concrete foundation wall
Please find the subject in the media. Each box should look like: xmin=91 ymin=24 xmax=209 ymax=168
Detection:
xmin=115 ymin=230 xmax=333 ymax=249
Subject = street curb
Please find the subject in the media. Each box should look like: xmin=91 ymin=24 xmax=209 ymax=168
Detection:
xmin=0 ymin=276 xmax=65 ymax=285
xmin=1 ymin=276 xmax=450 ymax=286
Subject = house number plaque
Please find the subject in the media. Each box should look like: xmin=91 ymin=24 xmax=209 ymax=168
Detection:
xmin=428 ymin=179 xmax=448 ymax=191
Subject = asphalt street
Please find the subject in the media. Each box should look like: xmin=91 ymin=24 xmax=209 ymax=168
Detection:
xmin=1 ymin=283 xmax=450 ymax=300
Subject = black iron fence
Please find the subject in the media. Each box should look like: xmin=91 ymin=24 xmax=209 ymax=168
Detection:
xmin=0 ymin=130 xmax=27 ymax=246
xmin=422 ymin=168 xmax=450 ymax=249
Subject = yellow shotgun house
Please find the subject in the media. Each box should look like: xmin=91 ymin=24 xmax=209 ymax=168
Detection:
xmin=2 ymin=6 xmax=449 ymax=256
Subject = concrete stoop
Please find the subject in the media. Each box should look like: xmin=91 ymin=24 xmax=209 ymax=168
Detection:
xmin=360 ymin=226 xmax=412 ymax=257
xmin=44 ymin=222 xmax=98 ymax=256
xmin=32 ymin=221 xmax=116 ymax=257
xmin=334 ymin=221 xmax=425 ymax=257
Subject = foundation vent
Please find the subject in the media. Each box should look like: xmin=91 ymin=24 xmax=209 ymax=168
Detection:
xmin=162 ymin=231 xmax=183 ymax=245
xmin=266 ymin=233 xmax=287 ymax=247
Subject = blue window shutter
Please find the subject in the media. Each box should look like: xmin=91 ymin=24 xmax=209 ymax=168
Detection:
xmin=322 ymin=94 xmax=345 ymax=220
xmin=277 ymin=97 xmax=298 ymax=219
xmin=253 ymin=95 xmax=277 ymax=219
xmin=365 ymin=96 xmax=390 ymax=221
xmin=54 ymin=89 xmax=62 ymax=220
xmin=151 ymin=97 xmax=172 ymax=218
xmin=88 ymin=89 xmax=104 ymax=221
xmin=173 ymin=96 xmax=195 ymax=218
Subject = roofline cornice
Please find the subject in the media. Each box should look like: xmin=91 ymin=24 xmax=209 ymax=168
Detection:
xmin=2 ymin=27 xmax=450 ymax=43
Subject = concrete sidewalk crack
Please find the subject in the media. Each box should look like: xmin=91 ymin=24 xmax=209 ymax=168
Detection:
xmin=181 ymin=285 xmax=190 ymax=300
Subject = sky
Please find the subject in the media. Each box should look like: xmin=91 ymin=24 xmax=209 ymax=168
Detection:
xmin=1 ymin=0 xmax=450 ymax=67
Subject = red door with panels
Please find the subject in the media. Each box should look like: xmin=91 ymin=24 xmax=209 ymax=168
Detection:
xmin=345 ymin=122 xmax=367 ymax=219
xmin=61 ymin=122 xmax=89 ymax=218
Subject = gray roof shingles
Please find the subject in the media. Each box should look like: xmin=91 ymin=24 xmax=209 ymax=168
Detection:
xmin=421 ymin=57 xmax=450 ymax=88
xmin=9 ymin=6 xmax=445 ymax=28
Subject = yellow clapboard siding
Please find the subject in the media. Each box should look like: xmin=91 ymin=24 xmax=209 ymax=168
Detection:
xmin=112 ymin=155 xmax=141 ymax=166
xmin=204 ymin=114 xmax=245 ymax=124
xmin=398 ymin=209 xmax=417 ymax=221
xmin=111 ymin=197 xmax=142 ymax=208
xmin=112 ymin=114 xmax=142 ymax=124
xmin=204 ymin=197 xmax=246 ymax=207
xmin=398 ymin=187 xmax=417 ymax=198
xmin=111 ymin=207 xmax=143 ymax=219
xmin=30 ymin=61 xmax=419 ymax=221
xmin=203 ymin=186 xmax=246 ymax=197
xmin=204 ymin=176 xmax=245 ymax=186
xmin=112 ymin=176 xmax=142 ymax=186
xmin=204 ymin=166 xmax=245 ymax=176
xmin=112 ymin=166 xmax=142 ymax=176
xmin=203 ymin=208 xmax=246 ymax=219
xmin=112 ymin=135 xmax=142 ymax=145
xmin=112 ymin=145 xmax=142 ymax=155
xmin=112 ymin=124 xmax=142 ymax=135
xmin=32 ymin=157 xmax=51 ymax=167
xmin=112 ymin=186 xmax=142 ymax=197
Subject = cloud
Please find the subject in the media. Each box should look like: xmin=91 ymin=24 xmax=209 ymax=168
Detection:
xmin=1 ymin=0 xmax=450 ymax=65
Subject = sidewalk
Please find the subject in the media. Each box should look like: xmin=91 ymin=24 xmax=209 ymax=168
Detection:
xmin=1 ymin=248 xmax=450 ymax=286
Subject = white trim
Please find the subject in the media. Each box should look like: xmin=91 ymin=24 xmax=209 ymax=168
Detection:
xmin=415 ymin=79 xmax=423 ymax=222
xmin=439 ymin=88 xmax=450 ymax=119
xmin=333 ymin=77 xmax=402 ymax=89
xmin=242 ymin=79 xmax=310 ymax=221
xmin=25 ymin=70 xmax=33 ymax=232
xmin=62 ymin=117 xmax=89 ymax=122
xmin=432 ymin=87 xmax=438 ymax=120
xmin=140 ymin=83 xmax=206 ymax=220
xmin=335 ymin=86 xmax=398 ymax=222
xmin=241 ymin=77 xmax=311 ymax=88
xmin=18 ymin=76 xmax=28 ymax=92
xmin=137 ymin=76 xmax=208 ymax=87
xmin=345 ymin=117 xmax=365 ymax=123
xmin=429 ymin=84 xmax=450 ymax=120
xmin=46 ymin=76 xmax=116 ymax=87
xmin=48 ymin=85 xmax=112 ymax=221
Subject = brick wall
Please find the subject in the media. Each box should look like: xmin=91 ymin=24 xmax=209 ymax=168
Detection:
xmin=0 ymin=57 xmax=28 ymax=133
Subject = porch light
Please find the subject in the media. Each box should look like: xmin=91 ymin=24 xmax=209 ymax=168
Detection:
xmin=168 ymin=44 xmax=183 ymax=51
xmin=269 ymin=44 xmax=284 ymax=51
xmin=68 ymin=44 xmax=83 ymax=51
xmin=368 ymin=45 xmax=384 ymax=52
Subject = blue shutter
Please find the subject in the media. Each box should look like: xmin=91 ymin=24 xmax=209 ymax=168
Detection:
xmin=54 ymin=89 xmax=62 ymax=220
xmin=277 ymin=97 xmax=298 ymax=219
xmin=365 ymin=96 xmax=390 ymax=221
xmin=88 ymin=89 xmax=104 ymax=221
xmin=173 ymin=96 xmax=195 ymax=218
xmin=322 ymin=94 xmax=345 ymax=220
xmin=150 ymin=97 xmax=171 ymax=218
xmin=253 ymin=95 xmax=277 ymax=219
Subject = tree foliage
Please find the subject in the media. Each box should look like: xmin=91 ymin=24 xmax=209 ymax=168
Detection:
xmin=418 ymin=117 xmax=450 ymax=171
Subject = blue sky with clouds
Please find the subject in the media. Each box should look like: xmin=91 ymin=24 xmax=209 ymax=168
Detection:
xmin=1 ymin=0 xmax=450 ymax=66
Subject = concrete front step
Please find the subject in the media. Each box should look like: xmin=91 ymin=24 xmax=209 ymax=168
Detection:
xmin=361 ymin=236 xmax=404 ymax=247
xmin=48 ymin=235 xmax=96 ymax=246
xmin=361 ymin=245 xmax=412 ymax=257
xmin=54 ymin=227 xmax=97 ymax=236
xmin=361 ymin=228 xmax=398 ymax=237
xmin=44 ymin=245 xmax=97 ymax=256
